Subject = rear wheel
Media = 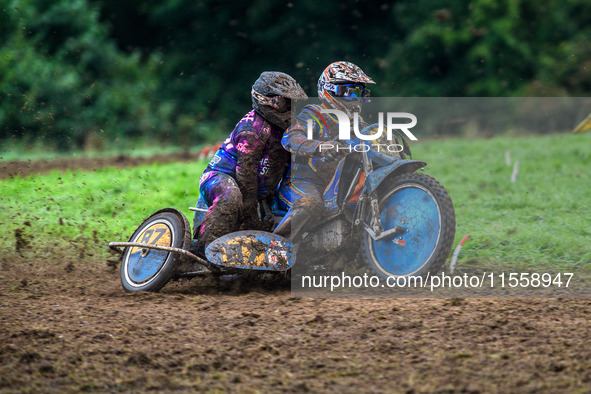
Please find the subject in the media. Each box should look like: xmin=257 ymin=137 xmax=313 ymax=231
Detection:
xmin=120 ymin=211 xmax=189 ymax=292
xmin=360 ymin=172 xmax=455 ymax=279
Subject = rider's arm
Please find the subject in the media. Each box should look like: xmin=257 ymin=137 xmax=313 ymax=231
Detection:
xmin=282 ymin=106 xmax=330 ymax=157
xmin=282 ymin=106 xmax=348 ymax=159
xmin=282 ymin=119 xmax=349 ymax=163
xmin=234 ymin=130 xmax=266 ymax=227
xmin=281 ymin=121 xmax=322 ymax=157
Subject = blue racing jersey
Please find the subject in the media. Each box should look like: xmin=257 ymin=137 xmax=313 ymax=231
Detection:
xmin=281 ymin=103 xmax=365 ymax=176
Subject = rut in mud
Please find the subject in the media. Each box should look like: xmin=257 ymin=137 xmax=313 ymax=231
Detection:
xmin=0 ymin=151 xmax=201 ymax=180
xmin=1 ymin=255 xmax=590 ymax=392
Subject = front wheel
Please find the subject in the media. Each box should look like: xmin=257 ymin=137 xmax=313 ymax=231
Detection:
xmin=120 ymin=210 xmax=190 ymax=292
xmin=360 ymin=172 xmax=455 ymax=279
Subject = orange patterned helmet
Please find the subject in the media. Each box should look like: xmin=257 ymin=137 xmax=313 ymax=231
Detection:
xmin=317 ymin=61 xmax=375 ymax=115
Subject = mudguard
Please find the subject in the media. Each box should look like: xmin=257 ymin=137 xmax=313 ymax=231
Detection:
xmin=145 ymin=207 xmax=192 ymax=250
xmin=362 ymin=159 xmax=426 ymax=196
xmin=205 ymin=231 xmax=292 ymax=271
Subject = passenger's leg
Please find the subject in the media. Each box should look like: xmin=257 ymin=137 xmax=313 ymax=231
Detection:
xmin=197 ymin=173 xmax=243 ymax=249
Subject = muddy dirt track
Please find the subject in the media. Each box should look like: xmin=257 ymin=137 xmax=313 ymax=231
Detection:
xmin=0 ymin=151 xmax=201 ymax=180
xmin=1 ymin=157 xmax=591 ymax=392
xmin=1 ymin=255 xmax=590 ymax=393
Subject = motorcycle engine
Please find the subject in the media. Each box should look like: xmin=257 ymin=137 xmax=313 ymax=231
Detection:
xmin=307 ymin=219 xmax=349 ymax=252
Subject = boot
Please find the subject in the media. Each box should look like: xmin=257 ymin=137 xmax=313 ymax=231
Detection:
xmin=190 ymin=238 xmax=207 ymax=259
xmin=274 ymin=207 xmax=313 ymax=239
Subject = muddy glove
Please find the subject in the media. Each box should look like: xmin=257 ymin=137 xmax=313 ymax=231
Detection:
xmin=242 ymin=201 xmax=274 ymax=231
xmin=321 ymin=140 xmax=351 ymax=160
xmin=315 ymin=156 xmax=342 ymax=178
xmin=241 ymin=202 xmax=265 ymax=231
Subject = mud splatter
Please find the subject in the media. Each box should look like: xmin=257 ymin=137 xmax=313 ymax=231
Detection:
xmin=14 ymin=228 xmax=30 ymax=256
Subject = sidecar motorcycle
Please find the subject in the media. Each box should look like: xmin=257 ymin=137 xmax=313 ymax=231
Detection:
xmin=110 ymin=124 xmax=456 ymax=292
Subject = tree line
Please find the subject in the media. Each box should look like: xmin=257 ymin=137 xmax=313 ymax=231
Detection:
xmin=1 ymin=0 xmax=590 ymax=150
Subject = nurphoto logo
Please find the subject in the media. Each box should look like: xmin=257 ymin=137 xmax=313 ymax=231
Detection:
xmin=307 ymin=108 xmax=418 ymax=153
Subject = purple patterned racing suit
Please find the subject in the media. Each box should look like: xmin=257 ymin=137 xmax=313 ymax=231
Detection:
xmin=197 ymin=110 xmax=290 ymax=246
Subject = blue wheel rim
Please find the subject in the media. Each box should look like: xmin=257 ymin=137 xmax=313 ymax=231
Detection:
xmin=369 ymin=185 xmax=441 ymax=276
xmin=124 ymin=221 xmax=174 ymax=286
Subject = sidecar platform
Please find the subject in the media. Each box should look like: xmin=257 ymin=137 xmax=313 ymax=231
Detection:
xmin=205 ymin=231 xmax=292 ymax=271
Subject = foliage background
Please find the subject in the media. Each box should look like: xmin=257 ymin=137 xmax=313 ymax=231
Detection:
xmin=2 ymin=0 xmax=591 ymax=152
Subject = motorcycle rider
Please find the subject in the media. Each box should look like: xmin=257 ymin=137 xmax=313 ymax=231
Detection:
xmin=194 ymin=72 xmax=307 ymax=254
xmin=274 ymin=61 xmax=374 ymax=237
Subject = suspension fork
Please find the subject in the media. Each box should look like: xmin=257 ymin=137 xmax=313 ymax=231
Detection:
xmin=357 ymin=150 xmax=383 ymax=236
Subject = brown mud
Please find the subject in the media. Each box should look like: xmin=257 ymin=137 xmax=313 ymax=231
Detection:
xmin=1 ymin=154 xmax=591 ymax=392
xmin=0 ymin=151 xmax=201 ymax=179
xmin=1 ymin=254 xmax=590 ymax=393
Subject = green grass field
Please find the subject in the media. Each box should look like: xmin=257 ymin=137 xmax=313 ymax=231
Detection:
xmin=0 ymin=141 xmax=207 ymax=162
xmin=1 ymin=132 xmax=590 ymax=273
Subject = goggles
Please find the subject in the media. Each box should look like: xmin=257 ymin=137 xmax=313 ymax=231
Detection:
xmin=324 ymin=83 xmax=371 ymax=99
xmin=252 ymin=89 xmax=291 ymax=112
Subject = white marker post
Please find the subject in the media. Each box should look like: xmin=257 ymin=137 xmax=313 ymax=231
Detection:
xmin=449 ymin=233 xmax=471 ymax=274
xmin=511 ymin=161 xmax=519 ymax=183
